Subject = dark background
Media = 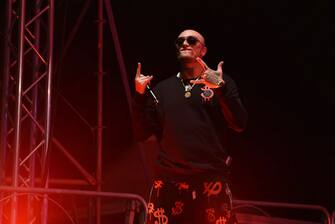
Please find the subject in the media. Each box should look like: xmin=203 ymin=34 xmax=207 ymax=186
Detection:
xmin=1 ymin=0 xmax=335 ymax=214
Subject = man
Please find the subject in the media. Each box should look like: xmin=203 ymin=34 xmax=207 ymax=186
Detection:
xmin=133 ymin=29 xmax=247 ymax=224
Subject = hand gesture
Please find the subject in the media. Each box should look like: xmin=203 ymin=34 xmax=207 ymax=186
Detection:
xmin=135 ymin=62 xmax=153 ymax=94
xmin=190 ymin=57 xmax=225 ymax=89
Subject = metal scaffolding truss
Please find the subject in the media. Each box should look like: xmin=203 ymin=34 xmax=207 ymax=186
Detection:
xmin=0 ymin=0 xmax=146 ymax=223
xmin=0 ymin=0 xmax=56 ymax=223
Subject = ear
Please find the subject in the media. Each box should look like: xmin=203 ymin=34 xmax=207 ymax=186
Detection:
xmin=201 ymin=46 xmax=207 ymax=57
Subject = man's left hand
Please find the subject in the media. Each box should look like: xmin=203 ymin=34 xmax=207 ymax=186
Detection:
xmin=190 ymin=57 xmax=225 ymax=89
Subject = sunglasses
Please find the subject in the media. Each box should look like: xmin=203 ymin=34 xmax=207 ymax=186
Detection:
xmin=175 ymin=36 xmax=203 ymax=48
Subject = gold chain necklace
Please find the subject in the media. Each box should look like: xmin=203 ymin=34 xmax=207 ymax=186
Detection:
xmin=177 ymin=73 xmax=200 ymax=98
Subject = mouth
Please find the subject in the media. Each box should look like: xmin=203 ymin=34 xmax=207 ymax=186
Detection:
xmin=180 ymin=49 xmax=192 ymax=52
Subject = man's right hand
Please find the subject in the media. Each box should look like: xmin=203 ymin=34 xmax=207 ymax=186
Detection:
xmin=135 ymin=62 xmax=153 ymax=94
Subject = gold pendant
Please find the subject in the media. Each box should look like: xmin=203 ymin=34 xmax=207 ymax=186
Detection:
xmin=184 ymin=91 xmax=191 ymax=98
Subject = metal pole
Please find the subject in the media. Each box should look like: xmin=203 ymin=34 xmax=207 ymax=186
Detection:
xmin=0 ymin=0 xmax=12 ymax=222
xmin=103 ymin=0 xmax=132 ymax=113
xmin=54 ymin=0 xmax=92 ymax=75
xmin=0 ymin=186 xmax=148 ymax=218
xmin=234 ymin=199 xmax=331 ymax=224
xmin=96 ymin=0 xmax=104 ymax=222
xmin=52 ymin=138 xmax=97 ymax=185
xmin=41 ymin=0 xmax=55 ymax=223
xmin=103 ymin=0 xmax=151 ymax=186
xmin=0 ymin=0 xmax=12 ymax=185
xmin=10 ymin=0 xmax=26 ymax=223
xmin=27 ymin=0 xmax=42 ymax=222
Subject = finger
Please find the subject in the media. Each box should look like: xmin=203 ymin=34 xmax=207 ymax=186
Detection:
xmin=140 ymin=75 xmax=153 ymax=82
xmin=190 ymin=79 xmax=206 ymax=85
xmin=136 ymin=62 xmax=141 ymax=78
xmin=144 ymin=76 xmax=154 ymax=85
xmin=217 ymin=61 xmax=224 ymax=73
xmin=139 ymin=74 xmax=153 ymax=81
xmin=196 ymin=57 xmax=208 ymax=70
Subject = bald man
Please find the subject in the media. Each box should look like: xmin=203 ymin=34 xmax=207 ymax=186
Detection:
xmin=133 ymin=29 xmax=247 ymax=224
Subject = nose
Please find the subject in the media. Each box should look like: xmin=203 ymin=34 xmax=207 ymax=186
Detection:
xmin=182 ymin=39 xmax=189 ymax=47
xmin=180 ymin=40 xmax=190 ymax=49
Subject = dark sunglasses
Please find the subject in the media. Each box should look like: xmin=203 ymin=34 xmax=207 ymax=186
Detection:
xmin=175 ymin=36 xmax=203 ymax=48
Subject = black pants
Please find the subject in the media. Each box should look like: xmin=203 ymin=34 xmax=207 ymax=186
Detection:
xmin=146 ymin=176 xmax=237 ymax=224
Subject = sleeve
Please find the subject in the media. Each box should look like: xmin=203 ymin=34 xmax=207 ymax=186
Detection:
xmin=214 ymin=73 xmax=248 ymax=132
xmin=132 ymin=92 xmax=161 ymax=142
